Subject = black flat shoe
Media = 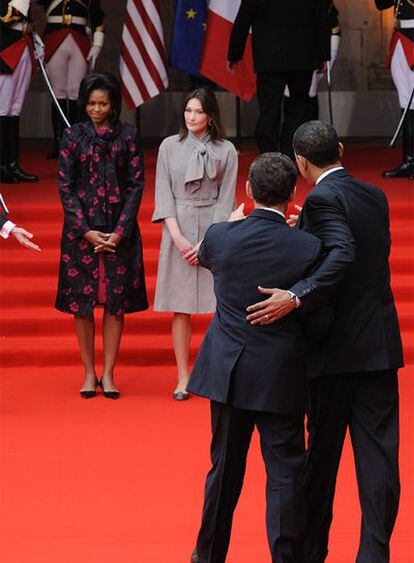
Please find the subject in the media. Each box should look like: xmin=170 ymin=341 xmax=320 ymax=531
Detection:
xmin=80 ymin=378 xmax=99 ymax=399
xmin=98 ymin=380 xmax=120 ymax=400
xmin=173 ymin=391 xmax=190 ymax=401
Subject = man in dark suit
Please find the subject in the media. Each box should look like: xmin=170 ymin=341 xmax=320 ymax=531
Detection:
xmin=246 ymin=121 xmax=404 ymax=562
xmin=187 ymin=153 xmax=325 ymax=562
xmin=227 ymin=0 xmax=331 ymax=157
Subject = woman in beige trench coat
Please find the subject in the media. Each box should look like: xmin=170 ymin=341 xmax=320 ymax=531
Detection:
xmin=152 ymin=89 xmax=238 ymax=400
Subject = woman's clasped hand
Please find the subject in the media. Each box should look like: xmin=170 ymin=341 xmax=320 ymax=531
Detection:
xmin=83 ymin=230 xmax=121 ymax=253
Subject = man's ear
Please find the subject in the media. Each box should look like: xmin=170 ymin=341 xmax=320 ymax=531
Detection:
xmin=246 ymin=180 xmax=254 ymax=200
xmin=338 ymin=142 xmax=344 ymax=159
xmin=289 ymin=185 xmax=297 ymax=202
xmin=295 ymin=154 xmax=307 ymax=175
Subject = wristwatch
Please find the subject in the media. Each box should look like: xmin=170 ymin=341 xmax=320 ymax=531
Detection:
xmin=288 ymin=291 xmax=301 ymax=308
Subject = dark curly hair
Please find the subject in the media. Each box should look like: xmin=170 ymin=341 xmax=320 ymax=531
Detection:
xmin=248 ymin=153 xmax=297 ymax=206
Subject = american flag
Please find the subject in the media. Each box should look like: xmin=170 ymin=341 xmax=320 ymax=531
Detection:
xmin=120 ymin=0 xmax=169 ymax=108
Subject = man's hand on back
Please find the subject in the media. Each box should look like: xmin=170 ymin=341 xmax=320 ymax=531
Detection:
xmin=246 ymin=287 xmax=295 ymax=325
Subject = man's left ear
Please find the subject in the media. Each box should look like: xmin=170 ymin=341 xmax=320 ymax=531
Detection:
xmin=339 ymin=142 xmax=344 ymax=159
xmin=295 ymin=154 xmax=307 ymax=175
xmin=246 ymin=180 xmax=254 ymax=200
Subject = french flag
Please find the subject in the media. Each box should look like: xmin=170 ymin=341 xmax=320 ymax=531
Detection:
xmin=199 ymin=0 xmax=256 ymax=101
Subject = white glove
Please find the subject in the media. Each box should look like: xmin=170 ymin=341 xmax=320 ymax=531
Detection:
xmin=330 ymin=34 xmax=341 ymax=66
xmin=86 ymin=45 xmax=101 ymax=69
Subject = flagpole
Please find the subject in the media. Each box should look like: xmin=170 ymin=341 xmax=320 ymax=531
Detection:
xmin=235 ymin=95 xmax=242 ymax=152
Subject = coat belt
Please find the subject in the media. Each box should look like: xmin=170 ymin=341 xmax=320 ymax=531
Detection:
xmin=175 ymin=198 xmax=217 ymax=208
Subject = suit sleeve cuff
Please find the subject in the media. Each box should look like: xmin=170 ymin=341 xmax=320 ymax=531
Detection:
xmin=0 ymin=220 xmax=16 ymax=239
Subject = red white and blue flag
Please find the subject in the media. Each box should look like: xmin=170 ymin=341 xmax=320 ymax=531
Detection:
xmin=199 ymin=1 xmax=256 ymax=101
xmin=120 ymin=0 xmax=169 ymax=108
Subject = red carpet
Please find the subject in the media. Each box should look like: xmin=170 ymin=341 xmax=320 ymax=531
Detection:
xmin=1 ymin=143 xmax=413 ymax=562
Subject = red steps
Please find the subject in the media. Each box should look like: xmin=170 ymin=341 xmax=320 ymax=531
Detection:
xmin=1 ymin=147 xmax=413 ymax=371
xmin=1 ymin=333 xmax=206 ymax=367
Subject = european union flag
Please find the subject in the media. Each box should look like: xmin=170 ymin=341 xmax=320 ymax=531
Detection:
xmin=169 ymin=0 xmax=207 ymax=76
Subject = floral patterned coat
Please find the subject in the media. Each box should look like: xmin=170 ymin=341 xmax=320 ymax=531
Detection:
xmin=55 ymin=120 xmax=148 ymax=316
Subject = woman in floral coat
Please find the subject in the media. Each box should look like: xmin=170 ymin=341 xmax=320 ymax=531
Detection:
xmin=56 ymin=73 xmax=148 ymax=399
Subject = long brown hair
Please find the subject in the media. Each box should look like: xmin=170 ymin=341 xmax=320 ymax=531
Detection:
xmin=179 ymin=88 xmax=225 ymax=142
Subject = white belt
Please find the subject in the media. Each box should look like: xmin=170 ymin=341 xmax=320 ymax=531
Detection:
xmin=399 ymin=19 xmax=414 ymax=29
xmin=47 ymin=15 xmax=87 ymax=25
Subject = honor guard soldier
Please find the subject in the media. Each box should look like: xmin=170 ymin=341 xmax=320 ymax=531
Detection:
xmin=376 ymin=0 xmax=414 ymax=179
xmin=0 ymin=0 xmax=40 ymax=184
xmin=37 ymin=0 xmax=105 ymax=158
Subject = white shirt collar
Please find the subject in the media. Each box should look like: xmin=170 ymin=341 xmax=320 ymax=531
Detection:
xmin=316 ymin=166 xmax=344 ymax=185
xmin=260 ymin=207 xmax=285 ymax=218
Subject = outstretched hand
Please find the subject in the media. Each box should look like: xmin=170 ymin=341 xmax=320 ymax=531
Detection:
xmin=12 ymin=227 xmax=41 ymax=252
xmin=287 ymin=204 xmax=302 ymax=228
xmin=246 ymin=286 xmax=295 ymax=325
xmin=228 ymin=203 xmax=246 ymax=222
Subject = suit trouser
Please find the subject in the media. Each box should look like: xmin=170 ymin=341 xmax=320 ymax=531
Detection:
xmin=195 ymin=401 xmax=306 ymax=563
xmin=255 ymin=70 xmax=313 ymax=158
xmin=303 ymin=370 xmax=400 ymax=563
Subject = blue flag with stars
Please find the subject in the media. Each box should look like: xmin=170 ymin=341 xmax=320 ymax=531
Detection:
xmin=169 ymin=0 xmax=207 ymax=76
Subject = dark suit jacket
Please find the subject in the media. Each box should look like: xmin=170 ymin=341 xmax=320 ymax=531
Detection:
xmin=228 ymin=0 xmax=331 ymax=73
xmin=187 ymin=209 xmax=324 ymax=416
xmin=0 ymin=212 xmax=7 ymax=228
xmin=289 ymin=169 xmax=404 ymax=377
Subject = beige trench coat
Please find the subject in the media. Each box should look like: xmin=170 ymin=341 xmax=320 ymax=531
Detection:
xmin=152 ymin=132 xmax=238 ymax=313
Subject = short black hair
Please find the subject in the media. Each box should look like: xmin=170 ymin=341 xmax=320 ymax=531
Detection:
xmin=248 ymin=153 xmax=297 ymax=206
xmin=293 ymin=120 xmax=341 ymax=167
xmin=78 ymin=73 xmax=122 ymax=125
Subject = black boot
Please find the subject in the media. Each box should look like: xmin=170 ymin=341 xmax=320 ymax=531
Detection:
xmin=8 ymin=116 xmax=38 ymax=182
xmin=383 ymin=109 xmax=414 ymax=180
xmin=308 ymin=95 xmax=319 ymax=120
xmin=0 ymin=116 xmax=19 ymax=184
xmin=68 ymin=99 xmax=79 ymax=125
xmin=47 ymin=99 xmax=68 ymax=159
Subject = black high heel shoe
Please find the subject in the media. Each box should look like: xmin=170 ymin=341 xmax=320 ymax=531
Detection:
xmin=80 ymin=378 xmax=99 ymax=399
xmin=98 ymin=380 xmax=120 ymax=400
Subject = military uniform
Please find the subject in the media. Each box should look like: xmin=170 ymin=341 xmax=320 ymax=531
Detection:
xmin=376 ymin=0 xmax=414 ymax=179
xmin=37 ymin=0 xmax=105 ymax=157
xmin=0 ymin=0 xmax=39 ymax=183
